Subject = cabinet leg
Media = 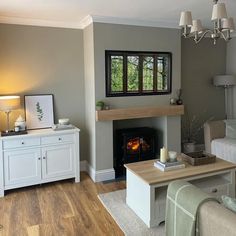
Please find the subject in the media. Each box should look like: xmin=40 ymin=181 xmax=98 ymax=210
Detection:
xmin=0 ymin=189 xmax=4 ymax=197
xmin=75 ymin=175 xmax=80 ymax=183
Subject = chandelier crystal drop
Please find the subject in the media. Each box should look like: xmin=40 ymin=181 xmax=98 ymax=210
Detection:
xmin=179 ymin=0 xmax=235 ymax=45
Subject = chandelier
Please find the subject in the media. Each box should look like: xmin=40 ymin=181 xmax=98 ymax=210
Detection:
xmin=179 ymin=0 xmax=235 ymax=44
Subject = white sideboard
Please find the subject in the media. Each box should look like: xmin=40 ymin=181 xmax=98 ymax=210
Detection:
xmin=0 ymin=128 xmax=80 ymax=197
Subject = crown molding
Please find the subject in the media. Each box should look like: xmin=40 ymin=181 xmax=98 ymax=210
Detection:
xmin=81 ymin=15 xmax=179 ymax=29
xmin=78 ymin=15 xmax=93 ymax=29
xmin=0 ymin=15 xmax=82 ymax=29
xmin=0 ymin=14 xmax=234 ymax=37
xmin=0 ymin=14 xmax=179 ymax=30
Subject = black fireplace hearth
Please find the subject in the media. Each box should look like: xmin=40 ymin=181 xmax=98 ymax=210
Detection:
xmin=114 ymin=127 xmax=156 ymax=177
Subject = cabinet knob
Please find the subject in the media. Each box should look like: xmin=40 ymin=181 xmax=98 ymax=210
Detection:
xmin=43 ymin=157 xmax=46 ymax=159
xmin=21 ymin=141 xmax=25 ymax=145
xmin=58 ymin=138 xmax=62 ymax=141
xmin=38 ymin=157 xmax=41 ymax=160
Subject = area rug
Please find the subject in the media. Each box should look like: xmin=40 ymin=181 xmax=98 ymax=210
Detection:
xmin=98 ymin=190 xmax=165 ymax=236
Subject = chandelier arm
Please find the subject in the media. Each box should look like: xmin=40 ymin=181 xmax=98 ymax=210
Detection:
xmin=193 ymin=29 xmax=214 ymax=44
xmin=183 ymin=33 xmax=194 ymax=39
xmin=218 ymin=30 xmax=230 ymax=41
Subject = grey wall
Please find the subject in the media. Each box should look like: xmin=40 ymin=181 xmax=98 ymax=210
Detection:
xmin=94 ymin=23 xmax=181 ymax=107
xmin=92 ymin=23 xmax=182 ymax=170
xmin=0 ymin=24 xmax=87 ymax=160
xmin=226 ymin=38 xmax=236 ymax=118
xmin=0 ymin=21 xmax=228 ymax=171
xmin=181 ymin=38 xmax=226 ymax=144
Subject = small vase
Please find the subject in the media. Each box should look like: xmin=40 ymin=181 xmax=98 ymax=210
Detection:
xmin=176 ymin=99 xmax=183 ymax=105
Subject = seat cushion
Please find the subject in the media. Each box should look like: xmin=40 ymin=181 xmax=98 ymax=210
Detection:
xmin=211 ymin=138 xmax=236 ymax=163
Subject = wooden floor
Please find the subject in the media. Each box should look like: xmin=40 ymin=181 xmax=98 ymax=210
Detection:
xmin=0 ymin=172 xmax=126 ymax=236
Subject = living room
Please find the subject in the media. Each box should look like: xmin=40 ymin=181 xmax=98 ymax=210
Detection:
xmin=0 ymin=0 xmax=236 ymax=235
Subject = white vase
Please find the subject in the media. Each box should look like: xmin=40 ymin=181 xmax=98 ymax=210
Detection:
xmin=15 ymin=115 xmax=26 ymax=131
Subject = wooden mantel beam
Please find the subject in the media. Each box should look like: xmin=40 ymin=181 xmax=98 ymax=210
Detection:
xmin=96 ymin=105 xmax=184 ymax=121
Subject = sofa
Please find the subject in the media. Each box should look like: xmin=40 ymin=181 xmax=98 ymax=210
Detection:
xmin=204 ymin=120 xmax=236 ymax=163
xmin=166 ymin=180 xmax=236 ymax=236
xmin=198 ymin=200 xmax=236 ymax=236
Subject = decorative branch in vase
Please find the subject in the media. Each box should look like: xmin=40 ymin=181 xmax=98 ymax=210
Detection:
xmin=182 ymin=109 xmax=213 ymax=153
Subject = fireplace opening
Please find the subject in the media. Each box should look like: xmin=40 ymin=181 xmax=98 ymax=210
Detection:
xmin=114 ymin=127 xmax=157 ymax=177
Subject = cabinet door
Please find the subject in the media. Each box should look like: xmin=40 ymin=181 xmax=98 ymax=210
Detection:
xmin=42 ymin=144 xmax=74 ymax=180
xmin=4 ymin=148 xmax=41 ymax=188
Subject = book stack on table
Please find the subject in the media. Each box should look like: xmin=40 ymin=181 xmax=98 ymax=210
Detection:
xmin=154 ymin=160 xmax=185 ymax=172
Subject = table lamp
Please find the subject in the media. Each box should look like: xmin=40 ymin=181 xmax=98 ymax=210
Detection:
xmin=0 ymin=95 xmax=20 ymax=134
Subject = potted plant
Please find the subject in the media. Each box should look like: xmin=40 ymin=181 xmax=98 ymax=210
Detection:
xmin=96 ymin=101 xmax=105 ymax=110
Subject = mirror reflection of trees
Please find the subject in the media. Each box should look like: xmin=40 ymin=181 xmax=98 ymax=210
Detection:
xmin=107 ymin=51 xmax=171 ymax=96
xmin=127 ymin=56 xmax=139 ymax=92
xmin=157 ymin=57 xmax=168 ymax=91
xmin=143 ymin=56 xmax=154 ymax=91
xmin=111 ymin=56 xmax=123 ymax=92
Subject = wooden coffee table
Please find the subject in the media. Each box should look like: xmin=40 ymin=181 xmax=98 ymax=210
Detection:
xmin=125 ymin=157 xmax=236 ymax=228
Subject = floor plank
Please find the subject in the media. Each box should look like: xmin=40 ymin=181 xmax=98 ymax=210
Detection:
xmin=0 ymin=172 xmax=126 ymax=236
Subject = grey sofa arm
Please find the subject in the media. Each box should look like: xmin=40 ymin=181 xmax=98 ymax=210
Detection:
xmin=204 ymin=120 xmax=225 ymax=153
xmin=199 ymin=201 xmax=236 ymax=236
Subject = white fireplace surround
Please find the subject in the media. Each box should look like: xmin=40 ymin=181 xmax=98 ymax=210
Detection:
xmin=81 ymin=106 xmax=183 ymax=182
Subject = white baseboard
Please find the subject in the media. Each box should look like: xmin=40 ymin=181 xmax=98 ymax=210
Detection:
xmin=80 ymin=160 xmax=115 ymax=182
xmin=94 ymin=168 xmax=115 ymax=182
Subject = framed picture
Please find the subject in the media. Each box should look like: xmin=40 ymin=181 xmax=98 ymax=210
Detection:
xmin=24 ymin=94 xmax=55 ymax=130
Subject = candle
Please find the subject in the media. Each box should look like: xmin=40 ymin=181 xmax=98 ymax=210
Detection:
xmin=169 ymin=151 xmax=177 ymax=162
xmin=160 ymin=147 xmax=168 ymax=163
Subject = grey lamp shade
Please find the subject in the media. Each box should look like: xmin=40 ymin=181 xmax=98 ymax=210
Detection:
xmin=222 ymin=17 xmax=235 ymax=32
xmin=211 ymin=3 xmax=227 ymax=20
xmin=190 ymin=19 xmax=203 ymax=33
xmin=213 ymin=75 xmax=236 ymax=87
xmin=179 ymin=11 xmax=193 ymax=26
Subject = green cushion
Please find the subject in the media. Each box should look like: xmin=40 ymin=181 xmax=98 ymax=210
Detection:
xmin=221 ymin=195 xmax=236 ymax=213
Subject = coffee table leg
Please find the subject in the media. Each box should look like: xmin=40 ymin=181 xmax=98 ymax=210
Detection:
xmin=126 ymin=170 xmax=159 ymax=227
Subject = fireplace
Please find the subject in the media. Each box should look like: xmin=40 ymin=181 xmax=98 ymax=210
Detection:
xmin=114 ymin=127 xmax=156 ymax=177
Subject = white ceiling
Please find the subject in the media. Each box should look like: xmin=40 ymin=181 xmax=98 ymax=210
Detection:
xmin=0 ymin=0 xmax=235 ymax=29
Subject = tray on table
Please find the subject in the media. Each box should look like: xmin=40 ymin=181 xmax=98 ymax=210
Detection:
xmin=181 ymin=151 xmax=216 ymax=166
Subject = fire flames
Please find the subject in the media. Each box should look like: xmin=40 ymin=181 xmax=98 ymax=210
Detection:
xmin=127 ymin=139 xmax=140 ymax=151
xmin=127 ymin=138 xmax=150 ymax=152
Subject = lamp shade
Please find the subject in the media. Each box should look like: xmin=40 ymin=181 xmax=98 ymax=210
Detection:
xmin=211 ymin=3 xmax=227 ymax=20
xmin=179 ymin=11 xmax=193 ymax=26
xmin=213 ymin=75 xmax=236 ymax=87
xmin=0 ymin=96 xmax=20 ymax=111
xmin=190 ymin=19 xmax=203 ymax=33
xmin=222 ymin=17 xmax=235 ymax=32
